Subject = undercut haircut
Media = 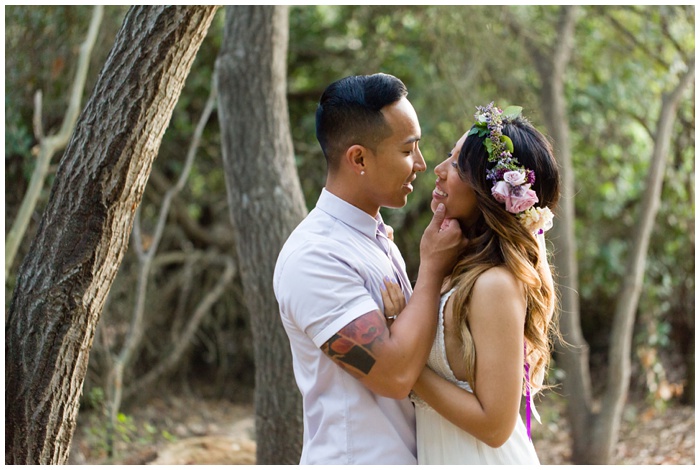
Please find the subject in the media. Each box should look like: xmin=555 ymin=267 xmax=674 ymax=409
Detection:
xmin=315 ymin=73 xmax=408 ymax=169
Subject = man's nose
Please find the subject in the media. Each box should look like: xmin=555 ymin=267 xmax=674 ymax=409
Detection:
xmin=414 ymin=149 xmax=426 ymax=173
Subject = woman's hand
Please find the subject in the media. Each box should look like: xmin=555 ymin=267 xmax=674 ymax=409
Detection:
xmin=385 ymin=224 xmax=395 ymax=241
xmin=380 ymin=277 xmax=405 ymax=326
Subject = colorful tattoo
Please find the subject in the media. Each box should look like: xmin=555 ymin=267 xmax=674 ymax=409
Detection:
xmin=322 ymin=311 xmax=387 ymax=376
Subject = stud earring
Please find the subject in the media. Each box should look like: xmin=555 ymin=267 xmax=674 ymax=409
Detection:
xmin=360 ymin=171 xmax=365 ymax=175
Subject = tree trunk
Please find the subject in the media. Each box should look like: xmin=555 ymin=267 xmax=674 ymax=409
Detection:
xmin=513 ymin=6 xmax=694 ymax=464
xmin=216 ymin=5 xmax=306 ymax=464
xmin=589 ymin=60 xmax=695 ymax=464
xmin=5 ymin=6 xmax=218 ymax=465
xmin=507 ymin=7 xmax=593 ymax=459
xmin=531 ymin=7 xmax=597 ymax=463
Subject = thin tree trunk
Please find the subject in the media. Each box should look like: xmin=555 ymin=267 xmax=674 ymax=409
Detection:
xmin=590 ymin=60 xmax=695 ymax=464
xmin=5 ymin=6 xmax=218 ymax=464
xmin=513 ymin=6 xmax=694 ymax=463
xmin=536 ymin=8 xmax=597 ymax=463
xmin=216 ymin=5 xmax=306 ymax=464
xmin=508 ymin=7 xmax=594 ymax=461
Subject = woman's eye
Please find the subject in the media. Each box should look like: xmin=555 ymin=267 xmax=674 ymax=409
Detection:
xmin=451 ymin=161 xmax=458 ymax=168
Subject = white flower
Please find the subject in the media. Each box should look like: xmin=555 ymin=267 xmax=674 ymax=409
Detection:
xmin=503 ymin=170 xmax=527 ymax=186
xmin=518 ymin=207 xmax=554 ymax=234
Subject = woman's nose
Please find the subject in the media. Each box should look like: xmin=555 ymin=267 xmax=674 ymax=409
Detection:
xmin=434 ymin=159 xmax=446 ymax=177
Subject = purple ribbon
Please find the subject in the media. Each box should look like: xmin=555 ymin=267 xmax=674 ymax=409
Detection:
xmin=524 ymin=342 xmax=532 ymax=441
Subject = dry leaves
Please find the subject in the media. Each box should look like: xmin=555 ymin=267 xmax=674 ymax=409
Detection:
xmin=71 ymin=393 xmax=694 ymax=465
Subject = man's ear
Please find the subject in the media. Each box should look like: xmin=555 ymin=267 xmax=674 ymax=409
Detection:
xmin=345 ymin=144 xmax=367 ymax=176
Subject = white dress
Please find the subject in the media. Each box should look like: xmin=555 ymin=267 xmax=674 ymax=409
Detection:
xmin=412 ymin=288 xmax=540 ymax=464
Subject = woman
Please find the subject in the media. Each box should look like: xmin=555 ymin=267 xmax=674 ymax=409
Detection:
xmin=382 ymin=103 xmax=560 ymax=464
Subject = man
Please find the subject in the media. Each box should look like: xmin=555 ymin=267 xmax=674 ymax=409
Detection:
xmin=273 ymin=73 xmax=466 ymax=464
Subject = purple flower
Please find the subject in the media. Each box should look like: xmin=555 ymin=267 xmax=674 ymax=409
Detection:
xmin=526 ymin=170 xmax=536 ymax=185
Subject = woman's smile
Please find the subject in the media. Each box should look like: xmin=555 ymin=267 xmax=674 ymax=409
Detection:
xmin=433 ymin=180 xmax=448 ymax=199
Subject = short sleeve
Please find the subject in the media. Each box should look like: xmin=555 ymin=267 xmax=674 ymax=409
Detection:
xmin=275 ymin=242 xmax=379 ymax=348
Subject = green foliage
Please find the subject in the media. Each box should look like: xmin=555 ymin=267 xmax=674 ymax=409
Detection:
xmin=566 ymin=5 xmax=694 ymax=403
xmin=82 ymin=387 xmax=172 ymax=459
xmin=4 ymin=96 xmax=33 ymax=163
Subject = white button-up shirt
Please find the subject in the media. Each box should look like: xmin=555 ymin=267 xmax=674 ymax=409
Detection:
xmin=274 ymin=188 xmax=416 ymax=464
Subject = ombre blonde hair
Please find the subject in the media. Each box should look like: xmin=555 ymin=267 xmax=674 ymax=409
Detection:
xmin=447 ymin=114 xmax=560 ymax=394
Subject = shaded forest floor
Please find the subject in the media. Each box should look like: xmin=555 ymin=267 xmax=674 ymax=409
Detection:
xmin=69 ymin=391 xmax=694 ymax=465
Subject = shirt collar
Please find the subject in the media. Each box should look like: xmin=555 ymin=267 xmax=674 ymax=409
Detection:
xmin=316 ymin=188 xmax=383 ymax=240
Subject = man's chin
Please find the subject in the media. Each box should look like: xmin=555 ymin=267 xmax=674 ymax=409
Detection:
xmin=383 ymin=197 xmax=408 ymax=209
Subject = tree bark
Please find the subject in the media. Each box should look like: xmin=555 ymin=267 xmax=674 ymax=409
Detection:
xmin=5 ymin=6 xmax=218 ymax=465
xmin=216 ymin=5 xmax=306 ymax=464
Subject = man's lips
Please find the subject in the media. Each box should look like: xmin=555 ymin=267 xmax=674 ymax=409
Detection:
xmin=403 ymin=175 xmax=417 ymax=190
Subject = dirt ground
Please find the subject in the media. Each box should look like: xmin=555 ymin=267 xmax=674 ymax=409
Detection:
xmin=69 ymin=392 xmax=694 ymax=465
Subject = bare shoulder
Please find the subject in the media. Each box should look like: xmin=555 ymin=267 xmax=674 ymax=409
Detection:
xmin=473 ymin=266 xmax=522 ymax=296
xmin=470 ymin=266 xmax=526 ymax=322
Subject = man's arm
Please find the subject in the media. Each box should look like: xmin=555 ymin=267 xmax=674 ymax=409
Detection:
xmin=321 ymin=204 xmax=467 ymax=399
xmin=321 ymin=310 xmax=389 ymax=377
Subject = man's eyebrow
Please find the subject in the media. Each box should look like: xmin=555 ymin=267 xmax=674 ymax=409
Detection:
xmin=402 ymin=136 xmax=421 ymax=145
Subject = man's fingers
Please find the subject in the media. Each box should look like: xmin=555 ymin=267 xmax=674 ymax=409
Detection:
xmin=386 ymin=224 xmax=395 ymax=241
xmin=428 ymin=203 xmax=446 ymax=230
xmin=440 ymin=217 xmax=451 ymax=231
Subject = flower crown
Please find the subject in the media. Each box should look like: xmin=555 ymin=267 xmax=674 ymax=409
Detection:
xmin=468 ymin=102 xmax=553 ymax=235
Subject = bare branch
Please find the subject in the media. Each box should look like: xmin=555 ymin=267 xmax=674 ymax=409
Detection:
xmin=146 ymin=84 xmax=218 ymax=260
xmin=106 ymin=77 xmax=219 ymax=437
xmin=123 ymin=254 xmax=236 ymax=400
xmin=32 ymin=91 xmax=44 ymax=140
xmin=146 ymin=168 xmax=236 ymax=250
xmin=600 ymin=6 xmax=669 ymax=69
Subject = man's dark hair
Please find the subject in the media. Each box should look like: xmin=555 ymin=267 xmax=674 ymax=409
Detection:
xmin=316 ymin=73 xmax=408 ymax=168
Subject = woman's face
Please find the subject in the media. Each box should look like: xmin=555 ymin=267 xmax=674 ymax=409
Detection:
xmin=431 ymin=131 xmax=480 ymax=228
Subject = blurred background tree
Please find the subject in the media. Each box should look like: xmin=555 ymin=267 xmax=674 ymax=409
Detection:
xmin=4 ymin=4 xmax=694 ymax=464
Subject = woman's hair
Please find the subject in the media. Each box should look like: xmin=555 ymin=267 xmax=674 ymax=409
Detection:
xmin=447 ymin=113 xmax=561 ymax=394
xmin=315 ymin=73 xmax=408 ymax=169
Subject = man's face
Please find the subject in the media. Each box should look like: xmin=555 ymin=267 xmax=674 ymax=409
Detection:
xmin=362 ymin=97 xmax=426 ymax=209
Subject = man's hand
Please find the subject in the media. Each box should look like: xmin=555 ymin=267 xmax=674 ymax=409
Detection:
xmin=419 ymin=203 xmax=468 ymax=279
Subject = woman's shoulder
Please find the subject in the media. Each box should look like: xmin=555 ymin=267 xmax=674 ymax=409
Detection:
xmin=472 ymin=265 xmax=522 ymax=295
xmin=469 ymin=266 xmax=526 ymax=321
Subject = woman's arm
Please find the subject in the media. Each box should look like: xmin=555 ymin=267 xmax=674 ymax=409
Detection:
xmin=412 ymin=267 xmax=527 ymax=448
